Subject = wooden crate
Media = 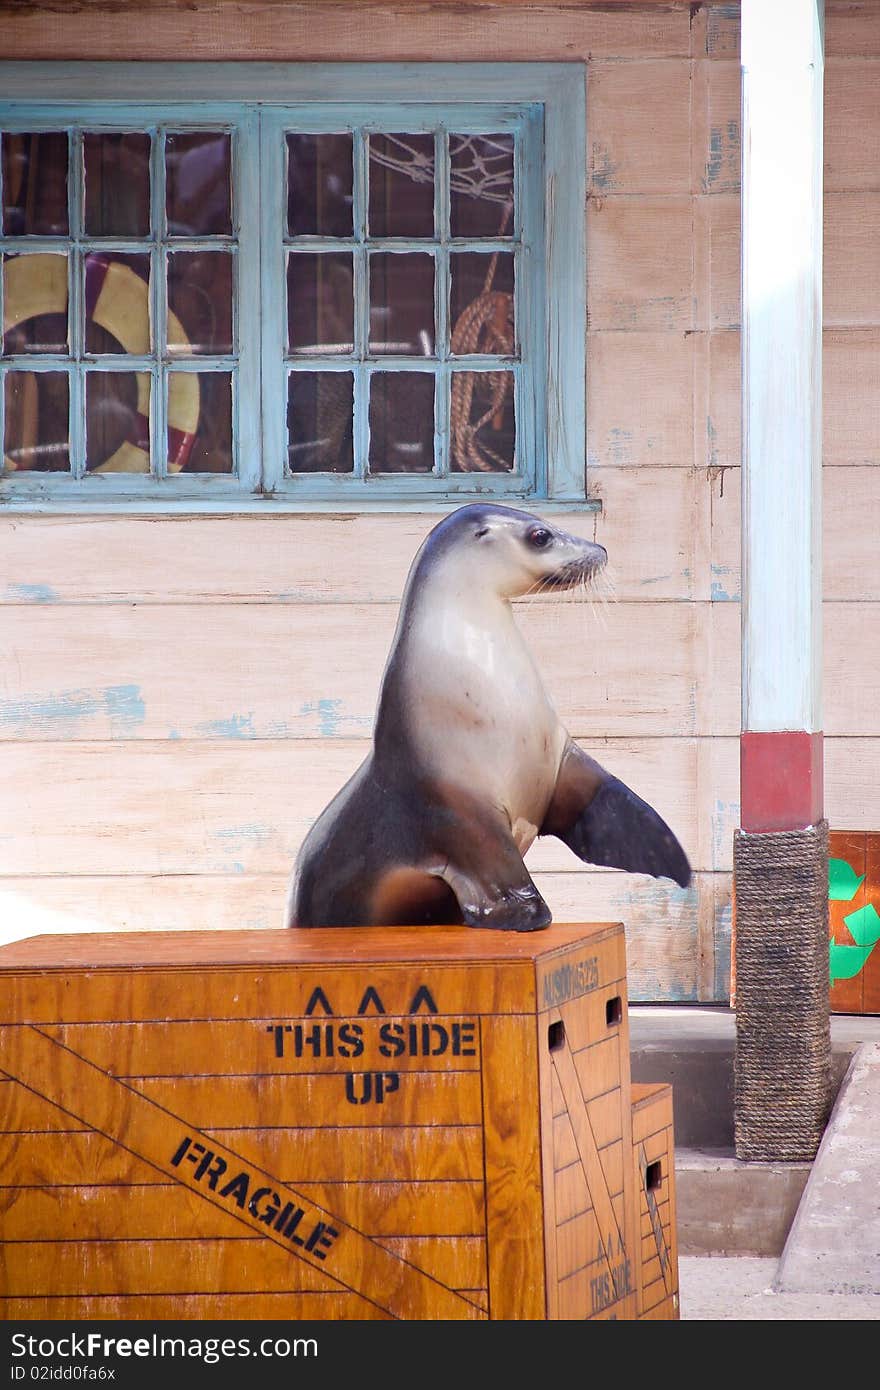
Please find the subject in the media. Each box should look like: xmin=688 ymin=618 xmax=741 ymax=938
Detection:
xmin=0 ymin=921 xmax=665 ymax=1321
xmin=630 ymin=1082 xmax=679 ymax=1320
xmin=829 ymin=831 xmax=880 ymax=1015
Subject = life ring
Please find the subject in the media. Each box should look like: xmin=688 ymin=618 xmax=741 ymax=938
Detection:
xmin=3 ymin=252 xmax=199 ymax=474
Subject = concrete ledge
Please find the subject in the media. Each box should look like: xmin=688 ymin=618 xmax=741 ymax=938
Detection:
xmin=629 ymin=1005 xmax=873 ymax=1150
xmin=775 ymin=1041 xmax=880 ymax=1296
xmin=675 ymin=1149 xmax=810 ymax=1256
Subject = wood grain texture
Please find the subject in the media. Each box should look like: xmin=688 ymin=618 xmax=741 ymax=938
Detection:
xmin=694 ymin=194 xmax=741 ymax=330
xmin=825 ymin=193 xmax=880 ymax=327
xmin=824 ymin=333 xmax=880 ymax=467
xmin=0 ymin=1292 xmax=383 ymax=1321
xmin=587 ymin=335 xmax=700 ymax=471
xmin=587 ymin=197 xmax=695 ymax=332
xmin=549 ymin=1014 xmax=637 ymax=1316
xmin=0 ymin=600 xmax=742 ymax=740
xmin=0 ymin=469 xmax=727 ymax=601
xmin=587 ymin=59 xmax=691 ymax=195
xmin=480 ymin=1013 xmax=546 ymax=1318
xmin=0 ymin=1022 xmax=485 ymax=1319
xmin=825 ymin=1 xmax=880 ymax=59
xmin=0 ymin=737 xmax=726 ymax=873
xmin=0 ymin=922 xmax=665 ymax=1319
xmin=825 ymin=59 xmax=880 ymax=191
xmin=1 ymin=0 xmax=874 ymax=1024
xmin=692 ymin=59 xmax=741 ymax=195
xmin=630 ymin=1082 xmax=678 ymax=1318
xmin=0 ymin=4 xmax=696 ymax=63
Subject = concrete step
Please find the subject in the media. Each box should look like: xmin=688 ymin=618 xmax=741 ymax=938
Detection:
xmin=628 ymin=1005 xmax=880 ymax=1257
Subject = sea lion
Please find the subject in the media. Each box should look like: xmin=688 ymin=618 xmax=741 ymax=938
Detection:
xmin=286 ymin=502 xmax=691 ymax=930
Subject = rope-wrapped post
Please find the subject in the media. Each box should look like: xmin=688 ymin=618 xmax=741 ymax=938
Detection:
xmin=733 ymin=821 xmax=832 ymax=1161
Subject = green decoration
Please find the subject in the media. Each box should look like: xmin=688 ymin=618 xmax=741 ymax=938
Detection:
xmin=828 ymin=857 xmax=865 ymax=902
xmin=828 ymin=859 xmax=880 ymax=987
xmin=843 ymin=902 xmax=880 ymax=949
xmin=830 ymin=942 xmax=874 ymax=981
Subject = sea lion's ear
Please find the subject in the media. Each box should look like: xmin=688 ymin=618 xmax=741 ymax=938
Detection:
xmin=540 ymin=741 xmax=692 ymax=889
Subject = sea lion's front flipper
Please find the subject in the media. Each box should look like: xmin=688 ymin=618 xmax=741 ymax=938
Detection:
xmin=436 ymin=799 xmax=552 ymax=931
xmin=541 ymin=741 xmax=692 ymax=889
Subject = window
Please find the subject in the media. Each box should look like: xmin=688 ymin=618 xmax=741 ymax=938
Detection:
xmin=0 ymin=63 xmax=586 ymax=511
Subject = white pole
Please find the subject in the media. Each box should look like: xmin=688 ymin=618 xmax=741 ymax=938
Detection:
xmin=741 ymin=0 xmax=824 ymax=740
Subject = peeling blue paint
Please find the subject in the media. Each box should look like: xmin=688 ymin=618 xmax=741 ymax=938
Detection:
xmin=607 ymin=427 xmax=634 ymax=464
xmin=711 ymin=580 xmax=740 ymax=602
xmin=713 ymin=799 xmax=740 ymax=868
xmin=710 ymin=563 xmax=740 ymax=603
xmin=707 ymin=415 xmax=718 ymax=467
xmin=197 ymin=713 xmax=257 ymax=739
xmin=5 ymin=583 xmax=59 ymax=603
xmin=0 ymin=683 xmax=145 ymax=734
xmin=706 ymin=127 xmax=724 ymax=188
xmin=104 ymin=684 xmax=147 ymax=733
xmin=214 ymin=823 xmax=273 ymax=846
xmin=265 ymin=719 xmax=295 ymax=738
xmin=590 ymin=146 xmax=618 ymax=191
xmin=209 ymin=824 xmax=273 ymax=873
xmin=300 ymin=697 xmax=345 ymax=737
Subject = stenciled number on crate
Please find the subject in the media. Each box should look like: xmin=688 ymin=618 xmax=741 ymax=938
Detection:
xmin=263 ymin=979 xmax=479 ymax=1105
xmin=541 ymin=953 xmax=600 ymax=1009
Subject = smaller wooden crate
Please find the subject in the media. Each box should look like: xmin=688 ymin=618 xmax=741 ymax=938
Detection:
xmin=0 ymin=921 xmax=665 ymax=1321
xmin=631 ymin=1082 xmax=679 ymax=1320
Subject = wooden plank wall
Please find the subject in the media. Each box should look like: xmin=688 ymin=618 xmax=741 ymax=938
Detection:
xmin=1 ymin=0 xmax=878 ymax=1003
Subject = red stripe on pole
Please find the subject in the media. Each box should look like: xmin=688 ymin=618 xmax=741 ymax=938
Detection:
xmin=740 ymin=730 xmax=824 ymax=833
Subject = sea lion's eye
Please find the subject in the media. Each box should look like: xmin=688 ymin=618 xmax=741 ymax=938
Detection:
xmin=475 ymin=526 xmax=489 ymax=539
xmin=527 ymin=527 xmax=553 ymax=550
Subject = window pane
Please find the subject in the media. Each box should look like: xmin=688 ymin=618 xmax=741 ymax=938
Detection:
xmin=450 ymin=133 xmax=514 ymax=239
xmin=450 ymin=251 xmax=514 ymax=356
xmin=167 ymin=250 xmax=233 ymax=354
xmin=450 ymin=369 xmax=515 ymax=473
xmin=84 ymin=132 xmax=151 ymax=238
xmin=368 ymin=133 xmax=434 ymax=238
xmin=287 ymin=251 xmax=354 ymax=356
xmin=84 ymin=253 xmax=152 ymax=355
xmin=2 ymin=252 xmax=69 ymax=355
xmin=169 ymin=370 xmax=230 ymax=473
xmin=85 ymin=371 xmax=150 ymax=473
xmin=1 ymin=132 xmax=69 ymax=236
xmin=369 ymin=371 xmax=434 ymax=474
xmin=3 ymin=370 xmax=69 ymax=473
xmin=287 ymin=134 xmax=353 ymax=238
xmin=369 ymin=252 xmax=434 ymax=356
xmin=287 ymin=370 xmax=354 ymax=474
xmin=166 ymin=132 xmax=231 ymax=237
xmin=166 ymin=369 xmax=201 ymax=473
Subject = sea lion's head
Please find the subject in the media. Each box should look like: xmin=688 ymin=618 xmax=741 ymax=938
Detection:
xmin=413 ymin=502 xmax=608 ymax=600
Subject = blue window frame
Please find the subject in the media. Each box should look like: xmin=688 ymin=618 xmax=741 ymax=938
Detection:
xmin=0 ymin=63 xmax=586 ymax=512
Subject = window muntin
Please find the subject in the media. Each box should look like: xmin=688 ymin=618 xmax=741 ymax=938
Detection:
xmin=0 ymin=63 xmax=585 ymax=509
xmin=280 ymin=123 xmax=526 ymax=486
xmin=1 ymin=124 xmax=239 ymax=482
